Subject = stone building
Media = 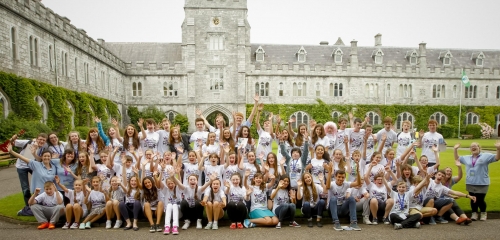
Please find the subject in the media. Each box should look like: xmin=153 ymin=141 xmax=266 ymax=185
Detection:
xmin=1 ymin=0 xmax=499 ymax=134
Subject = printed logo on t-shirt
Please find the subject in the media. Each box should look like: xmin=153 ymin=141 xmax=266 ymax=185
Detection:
xmin=399 ymin=136 xmax=410 ymax=147
xmin=423 ymin=138 xmax=437 ymax=148
xmin=230 ymin=191 xmax=242 ymax=203
xmin=411 ymin=192 xmax=424 ymax=206
xmin=426 ymin=187 xmax=439 ymax=199
xmin=276 ymin=195 xmax=289 ymax=206
xmin=371 ymin=190 xmax=385 ymax=200
xmin=253 ymin=192 xmax=266 ymax=205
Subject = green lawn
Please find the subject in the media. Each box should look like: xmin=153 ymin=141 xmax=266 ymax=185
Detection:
xmin=445 ymin=138 xmax=499 ymax=151
xmin=0 ymin=193 xmax=36 ymax=222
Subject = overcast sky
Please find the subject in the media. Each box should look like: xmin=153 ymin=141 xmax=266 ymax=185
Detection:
xmin=41 ymin=0 xmax=500 ymax=49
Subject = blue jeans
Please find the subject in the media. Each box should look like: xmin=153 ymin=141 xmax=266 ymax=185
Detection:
xmin=329 ymin=196 xmax=357 ymax=222
xmin=17 ymin=168 xmax=33 ymax=206
xmin=302 ymin=199 xmax=325 ymax=219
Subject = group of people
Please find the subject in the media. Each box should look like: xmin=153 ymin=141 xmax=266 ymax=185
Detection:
xmin=7 ymin=95 xmax=500 ymax=234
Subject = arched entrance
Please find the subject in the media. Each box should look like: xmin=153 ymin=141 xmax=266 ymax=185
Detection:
xmin=202 ymin=105 xmax=232 ymax=128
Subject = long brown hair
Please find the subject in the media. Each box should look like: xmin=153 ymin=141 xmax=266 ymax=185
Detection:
xmin=142 ymin=176 xmax=158 ymax=203
xmin=127 ymin=175 xmax=142 ymax=200
xmin=60 ymin=149 xmax=76 ymax=167
xmin=237 ymin=126 xmax=253 ymax=146
xmin=302 ymin=173 xmax=318 ymax=203
xmin=123 ymin=124 xmax=140 ymax=150
xmin=86 ymin=128 xmax=105 ymax=154
xmin=311 ymin=124 xmax=325 ymax=145
xmin=295 ymin=124 xmax=307 ymax=147
xmin=209 ymin=179 xmax=222 ymax=202
xmin=221 ymin=128 xmax=235 ymax=151
xmin=251 ymin=172 xmax=266 ymax=191
xmin=75 ymin=152 xmax=90 ymax=176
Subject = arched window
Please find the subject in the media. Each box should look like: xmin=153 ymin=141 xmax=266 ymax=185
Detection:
xmin=67 ymin=101 xmax=75 ymax=128
xmin=430 ymin=112 xmax=448 ymax=125
xmin=465 ymin=85 xmax=477 ymax=99
xmin=255 ymin=82 xmax=269 ymax=97
xmin=334 ymin=83 xmax=343 ymax=97
xmin=132 ymin=82 xmax=137 ymax=96
xmin=290 ymin=111 xmax=310 ymax=129
xmin=332 ymin=111 xmax=342 ymax=122
xmin=0 ymin=90 xmax=10 ymax=118
xmin=34 ymin=38 xmax=39 ymax=66
xmin=333 ymin=48 xmax=343 ymax=64
xmin=278 ymin=82 xmax=284 ymax=96
xmin=34 ymin=96 xmax=48 ymax=124
xmin=396 ymin=112 xmax=414 ymax=130
xmin=29 ymin=36 xmax=34 ymax=65
xmin=329 ymin=83 xmax=334 ymax=96
xmin=166 ymin=111 xmax=177 ymax=122
xmin=465 ymin=112 xmax=479 ymax=125
xmin=316 ymin=83 xmax=321 ymax=97
xmin=210 ymin=68 xmax=224 ymax=91
xmin=366 ymin=111 xmax=380 ymax=125
xmin=399 ymin=84 xmax=412 ymax=98
xmin=74 ymin=58 xmax=78 ymax=81
xmin=137 ymin=82 xmax=142 ymax=96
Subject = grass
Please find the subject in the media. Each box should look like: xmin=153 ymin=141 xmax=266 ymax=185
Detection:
xmin=0 ymin=139 xmax=498 ymax=222
xmin=444 ymin=138 xmax=499 ymax=151
xmin=0 ymin=193 xmax=36 ymax=222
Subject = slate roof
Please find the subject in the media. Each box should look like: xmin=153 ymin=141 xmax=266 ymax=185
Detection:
xmin=250 ymin=44 xmax=500 ymax=69
xmin=104 ymin=42 xmax=182 ymax=63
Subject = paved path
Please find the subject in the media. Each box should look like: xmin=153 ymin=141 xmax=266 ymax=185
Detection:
xmin=1 ymin=165 xmax=499 ymax=239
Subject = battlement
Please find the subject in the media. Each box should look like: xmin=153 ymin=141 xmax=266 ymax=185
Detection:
xmin=123 ymin=61 xmax=186 ymax=75
xmin=184 ymin=0 xmax=247 ymax=9
xmin=0 ymin=0 xmax=126 ymax=72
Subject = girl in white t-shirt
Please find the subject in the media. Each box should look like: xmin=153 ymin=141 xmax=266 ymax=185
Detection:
xmin=171 ymin=170 xmax=212 ymax=230
xmin=243 ymin=151 xmax=262 ymax=186
xmin=263 ymin=152 xmax=280 ymax=209
xmin=81 ymin=176 xmax=108 ymax=229
xmin=235 ymin=126 xmax=255 ymax=163
xmin=305 ymin=145 xmax=330 ymax=195
xmin=223 ymin=148 xmax=245 ymax=187
xmin=55 ymin=177 xmax=87 ymax=229
xmin=271 ymin=175 xmax=299 ymax=228
xmin=202 ymin=179 xmax=227 ymax=230
xmin=157 ymin=170 xmax=181 ymax=235
xmin=202 ymin=132 xmax=220 ymax=164
xmin=140 ymin=149 xmax=157 ymax=179
xmin=105 ymin=176 xmax=125 ymax=229
xmin=182 ymin=151 xmax=202 ymax=186
xmin=199 ymin=153 xmax=224 ymax=184
xmin=158 ymin=151 xmax=178 ymax=183
xmin=143 ymin=176 xmax=164 ymax=232
xmin=297 ymin=172 xmax=325 ymax=227
xmin=243 ymin=171 xmax=278 ymax=228
xmin=118 ymin=171 xmax=143 ymax=231
xmin=311 ymin=124 xmax=329 ymax=152
xmin=224 ymin=172 xmax=247 ymax=229
xmin=256 ymin=112 xmax=274 ymax=161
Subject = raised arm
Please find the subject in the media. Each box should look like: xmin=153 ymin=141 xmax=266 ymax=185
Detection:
xmin=28 ymin=188 xmax=41 ymax=205
xmin=364 ymin=163 xmax=374 ymax=185
xmin=300 ymin=135 xmax=310 ymax=167
xmin=138 ymin=118 xmax=146 ymax=140
xmin=288 ymin=118 xmax=296 ymax=138
xmin=454 ymin=157 xmax=463 ymax=183
xmin=349 ymin=161 xmax=361 ymax=187
xmin=7 ymin=144 xmax=30 ymax=164
xmin=255 ymin=105 xmax=263 ymax=131
xmin=95 ymin=117 xmax=110 ymax=146
xmin=54 ymin=176 xmax=69 ymax=193
xmin=324 ymin=162 xmax=333 ymax=190
xmin=381 ymin=172 xmax=392 ymax=193
xmin=111 ymin=118 xmax=123 ymax=143
xmin=88 ymin=147 xmax=97 ymax=172
xmin=377 ymin=133 xmax=386 ymax=153
xmin=243 ymin=169 xmax=250 ymax=189
xmin=432 ymin=145 xmax=440 ymax=169
xmin=246 ymin=94 xmax=260 ymax=125
xmin=196 ymin=109 xmax=213 ymax=130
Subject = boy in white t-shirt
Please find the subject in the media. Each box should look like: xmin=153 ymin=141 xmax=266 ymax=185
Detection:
xmin=376 ymin=116 xmax=397 ymax=156
xmin=325 ymin=161 xmax=362 ymax=231
xmin=138 ymin=118 xmax=160 ymax=152
xmin=190 ymin=117 xmax=209 ymax=152
xmin=396 ymin=120 xmax=412 ymax=158
xmin=29 ymin=181 xmax=64 ymax=229
xmin=156 ymin=118 xmax=171 ymax=155
xmin=419 ymin=119 xmax=444 ymax=167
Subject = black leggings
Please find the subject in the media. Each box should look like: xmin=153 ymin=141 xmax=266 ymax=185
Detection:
xmin=469 ymin=192 xmax=487 ymax=212
xmin=180 ymin=200 xmax=203 ymax=222
xmin=390 ymin=213 xmax=421 ymax=228
xmin=445 ymin=200 xmax=465 ymax=217
xmin=119 ymin=201 xmax=142 ymax=220
xmin=226 ymin=201 xmax=247 ymax=223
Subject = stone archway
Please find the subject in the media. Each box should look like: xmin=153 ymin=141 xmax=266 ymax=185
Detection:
xmin=202 ymin=105 xmax=232 ymax=127
xmin=34 ymin=96 xmax=48 ymax=124
xmin=0 ymin=89 xmax=10 ymax=118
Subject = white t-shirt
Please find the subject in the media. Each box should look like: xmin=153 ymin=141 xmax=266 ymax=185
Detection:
xmin=312 ymin=136 xmax=329 ymax=150
xmin=421 ymin=132 xmax=443 ymax=164
xmin=65 ymin=189 xmax=87 ymax=211
xmin=181 ymin=185 xmax=204 ymax=207
xmin=249 ymin=186 xmax=268 ymax=212
xmin=202 ymin=144 xmax=220 ymax=165
xmin=335 ymin=128 xmax=352 ymax=155
xmin=364 ymin=134 xmax=376 ymax=162
xmin=412 ymin=165 xmax=437 ymax=177
xmin=35 ymin=191 xmax=63 ymax=207
xmin=161 ymin=185 xmax=180 ymax=205
xmin=389 ymin=190 xmax=413 ymax=220
xmin=396 ymin=132 xmax=412 ymax=158
xmin=182 ymin=163 xmax=201 ymax=186
xmin=88 ymin=190 xmax=106 ymax=208
xmin=366 ymin=164 xmax=385 ymax=182
xmin=288 ymin=158 xmax=303 ymax=188
xmin=244 ymin=162 xmax=260 ymax=185
xmin=376 ymin=128 xmax=397 ymax=155
xmin=328 ymin=181 xmax=351 ymax=206
xmin=158 ymin=164 xmax=174 ymax=182
xmin=256 ymin=129 xmax=273 ymax=159
xmin=156 ymin=130 xmax=170 ymax=155
xmin=138 ymin=130 xmax=159 ymax=152
xmin=272 ymin=188 xmax=290 ymax=212
xmin=204 ymin=165 xmax=224 ymax=183
xmin=423 ymin=181 xmax=450 ymax=200
xmin=125 ymin=188 xmax=140 ymax=204
xmin=223 ymin=165 xmax=241 ymax=184
xmin=346 ymin=186 xmax=368 ymax=200
xmin=367 ymin=182 xmax=389 ymax=201
xmin=110 ymin=187 xmax=126 ymax=202
xmin=208 ymin=126 xmax=221 ymax=144
xmin=409 ymin=185 xmax=425 ymax=210
xmin=227 ymin=186 xmax=247 ymax=204
xmin=114 ymin=165 xmax=133 ymax=182
xmin=349 ymin=129 xmax=365 ymax=155
xmin=299 ymin=184 xmax=323 ymax=207
xmin=310 ymin=158 xmax=325 ymax=184
xmin=204 ymin=188 xmax=225 ymax=202
xmin=190 ymin=131 xmax=209 ymax=151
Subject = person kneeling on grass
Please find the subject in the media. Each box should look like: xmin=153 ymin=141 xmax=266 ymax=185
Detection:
xmin=29 ymin=181 xmax=65 ymax=230
xmin=382 ymin=168 xmax=427 ymax=230
xmin=325 ymin=160 xmax=362 ymax=231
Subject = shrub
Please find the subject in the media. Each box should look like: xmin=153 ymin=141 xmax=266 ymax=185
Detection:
xmin=173 ymin=114 xmax=189 ymax=133
xmin=438 ymin=124 xmax=456 ymax=138
xmin=464 ymin=124 xmax=482 ymax=139
xmin=479 ymin=122 xmax=494 ymax=139
xmin=0 ymin=116 xmax=52 ymax=140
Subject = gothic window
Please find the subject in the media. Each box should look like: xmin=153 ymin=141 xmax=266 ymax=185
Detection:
xmin=430 ymin=112 xmax=448 ymax=125
xmin=255 ymin=82 xmax=269 ymax=97
xmin=329 ymin=83 xmax=334 ymax=96
xmin=74 ymin=58 xmax=78 ymax=80
xmin=333 ymin=48 xmax=343 ymax=64
xmin=34 ymin=96 xmax=48 ymax=124
xmin=396 ymin=112 xmax=414 ymax=130
xmin=29 ymin=36 xmax=39 ymax=66
xmin=453 ymin=85 xmax=458 ymax=98
xmin=365 ymin=83 xmax=378 ymax=98
xmin=84 ymin=63 xmax=89 ymax=84
xmin=465 ymin=112 xmax=479 ymax=125
xmin=366 ymin=111 xmax=380 ymax=125
xmin=399 ymin=84 xmax=412 ymax=98
xmin=316 ymin=83 xmax=321 ymax=97
xmin=290 ymin=111 xmax=310 ymax=129
xmin=296 ymin=46 xmax=307 ymax=63
xmin=332 ymin=111 xmax=342 ymax=122
xmin=334 ymin=83 xmax=343 ymax=97
xmin=210 ymin=68 xmax=224 ymax=91
xmin=166 ymin=111 xmax=177 ymax=122
xmin=485 ymin=85 xmax=489 ymax=99
xmin=497 ymin=86 xmax=500 ymax=99
xmin=293 ymin=82 xmax=306 ymax=96
xmin=278 ymin=82 xmax=284 ymax=96
xmin=255 ymin=46 xmax=265 ymax=62
xmin=372 ymin=49 xmax=384 ymax=64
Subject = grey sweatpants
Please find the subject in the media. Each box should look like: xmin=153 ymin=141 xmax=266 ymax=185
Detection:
xmin=355 ymin=197 xmax=370 ymax=217
xmin=31 ymin=204 xmax=64 ymax=223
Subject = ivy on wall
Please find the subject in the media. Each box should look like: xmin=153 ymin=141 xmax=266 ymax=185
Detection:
xmin=246 ymin=99 xmax=500 ymax=137
xmin=0 ymin=71 xmax=120 ymax=139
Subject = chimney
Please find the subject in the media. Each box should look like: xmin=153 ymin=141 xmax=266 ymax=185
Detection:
xmin=97 ymin=38 xmax=105 ymax=45
xmin=319 ymin=41 xmax=329 ymax=46
xmin=419 ymin=42 xmax=427 ymax=68
xmin=374 ymin=33 xmax=382 ymax=47
xmin=350 ymin=40 xmax=358 ymax=69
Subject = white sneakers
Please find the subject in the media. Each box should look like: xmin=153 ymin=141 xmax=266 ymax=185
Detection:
xmin=182 ymin=220 xmax=191 ymax=230
xmin=105 ymin=220 xmax=112 ymax=229
xmin=480 ymin=212 xmax=487 ymax=221
xmin=196 ymin=219 xmax=203 ymax=229
xmin=363 ymin=216 xmax=372 ymax=225
xmin=471 ymin=212 xmax=478 ymax=221
xmin=114 ymin=220 xmax=122 ymax=229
